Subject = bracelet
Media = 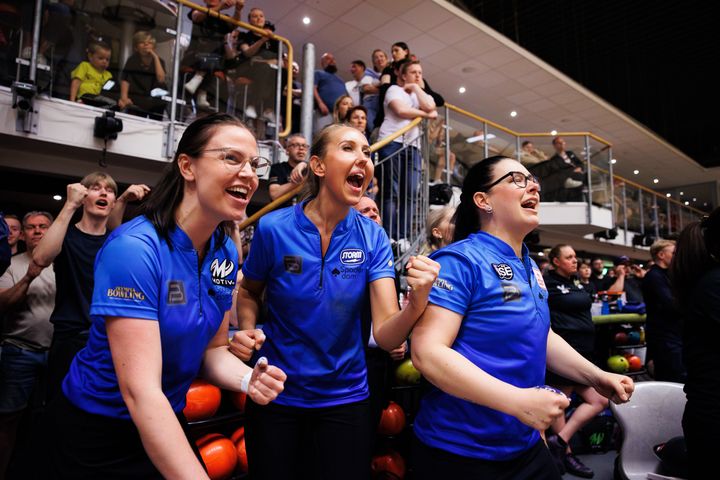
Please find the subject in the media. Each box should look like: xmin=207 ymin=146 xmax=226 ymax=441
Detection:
xmin=240 ymin=371 xmax=252 ymax=393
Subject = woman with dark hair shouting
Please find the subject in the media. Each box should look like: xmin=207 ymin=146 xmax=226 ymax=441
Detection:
xmin=44 ymin=113 xmax=286 ymax=479
xmin=410 ymin=156 xmax=634 ymax=479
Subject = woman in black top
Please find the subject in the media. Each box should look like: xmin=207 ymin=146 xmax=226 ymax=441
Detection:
xmin=670 ymin=207 xmax=720 ymax=479
xmin=544 ymin=244 xmax=608 ymax=478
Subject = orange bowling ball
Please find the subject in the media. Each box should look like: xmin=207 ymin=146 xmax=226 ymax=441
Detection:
xmin=377 ymin=401 xmax=406 ymax=436
xmin=184 ymin=379 xmax=222 ymax=422
xmin=196 ymin=433 xmax=237 ymax=480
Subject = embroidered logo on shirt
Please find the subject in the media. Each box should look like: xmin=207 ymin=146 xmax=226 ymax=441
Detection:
xmin=210 ymin=258 xmax=235 ymax=286
xmin=557 ymin=284 xmax=571 ymax=294
xmin=167 ymin=280 xmax=186 ymax=305
xmin=433 ymin=278 xmax=454 ymax=291
xmin=106 ymin=286 xmax=145 ymax=301
xmin=340 ymin=249 xmax=365 ymax=265
xmin=491 ymin=263 xmax=514 ymax=281
xmin=502 ymin=282 xmax=522 ymax=302
xmin=533 ymin=268 xmax=547 ymax=290
xmin=283 ymin=255 xmax=303 ymax=274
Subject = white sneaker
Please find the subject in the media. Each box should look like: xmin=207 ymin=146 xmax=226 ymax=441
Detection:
xmin=564 ymin=177 xmax=583 ymax=188
xmin=196 ymin=90 xmax=212 ymax=109
xmin=245 ymin=105 xmax=258 ymax=119
xmin=184 ymin=73 xmax=204 ymax=95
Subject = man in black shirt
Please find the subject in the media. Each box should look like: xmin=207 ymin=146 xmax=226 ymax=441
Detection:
xmin=642 ymin=240 xmax=685 ymax=382
xmin=33 ymin=173 xmax=150 ymax=400
xmin=268 ymin=134 xmax=308 ymax=209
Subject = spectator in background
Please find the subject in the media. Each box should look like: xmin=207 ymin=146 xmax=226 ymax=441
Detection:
xmin=670 ymin=207 xmax=720 ymax=479
xmin=377 ymin=60 xmax=437 ymax=241
xmin=642 ymin=239 xmax=685 ymax=382
xmin=333 ymin=94 xmax=353 ymax=124
xmin=544 ymin=244 xmax=607 ymax=478
xmin=118 ymin=31 xmax=167 ymax=120
xmin=614 ymin=256 xmax=645 ymax=305
xmin=268 ymin=133 xmax=308 ymax=208
xmin=313 ymin=52 xmax=347 ymax=133
xmin=69 ymin=41 xmax=113 ymax=104
xmin=361 ymin=50 xmax=387 ymax=129
xmin=420 ymin=205 xmax=455 ymax=256
xmin=529 ymin=137 xmax=584 ymax=202
xmin=3 ymin=215 xmax=22 ymax=256
xmin=519 ymin=140 xmax=548 ymax=167
xmin=345 ymin=60 xmax=373 ymax=107
xmin=0 ymin=215 xmax=10 ymax=277
xmin=589 ymin=257 xmax=627 ymax=293
xmin=0 ymin=211 xmax=55 ymax=477
xmin=33 ymin=175 xmax=150 ymax=401
xmin=577 ymin=261 xmax=596 ymax=297
xmin=346 ymin=105 xmax=369 ymax=137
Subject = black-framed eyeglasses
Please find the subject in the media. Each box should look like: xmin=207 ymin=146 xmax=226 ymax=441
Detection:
xmin=483 ymin=171 xmax=540 ymax=192
xmin=201 ymin=148 xmax=270 ymax=176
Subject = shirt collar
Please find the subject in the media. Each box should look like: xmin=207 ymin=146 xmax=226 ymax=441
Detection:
xmin=470 ymin=231 xmax=530 ymax=262
xmin=294 ymin=199 xmax=355 ymax=236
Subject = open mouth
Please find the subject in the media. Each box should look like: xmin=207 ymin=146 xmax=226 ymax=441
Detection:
xmin=227 ymin=186 xmax=249 ymax=200
xmin=521 ymin=198 xmax=538 ymax=210
xmin=96 ymin=199 xmax=108 ymax=207
xmin=347 ymin=173 xmax=365 ymax=190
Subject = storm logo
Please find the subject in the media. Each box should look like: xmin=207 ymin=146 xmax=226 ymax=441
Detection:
xmin=340 ymin=249 xmax=365 ymax=265
xmin=210 ymin=258 xmax=235 ymax=286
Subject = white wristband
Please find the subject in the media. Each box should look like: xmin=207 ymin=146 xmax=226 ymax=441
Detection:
xmin=240 ymin=371 xmax=252 ymax=394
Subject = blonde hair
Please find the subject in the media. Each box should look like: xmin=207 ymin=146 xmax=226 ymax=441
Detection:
xmin=332 ymin=95 xmax=353 ymax=123
xmin=301 ymin=124 xmax=351 ymax=201
xmin=132 ymin=31 xmax=155 ymax=47
xmin=650 ymin=239 xmax=676 ymax=260
xmin=425 ymin=205 xmax=455 ymax=251
xmin=80 ymin=171 xmax=118 ymax=195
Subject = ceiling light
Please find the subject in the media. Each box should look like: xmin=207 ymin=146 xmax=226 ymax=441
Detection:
xmin=633 ymin=169 xmax=639 ymax=175
xmin=458 ymin=86 xmax=466 ymax=94
xmin=684 ymin=201 xmax=689 ymax=205
xmin=537 ymin=252 xmax=544 ymax=256
xmin=693 ymin=197 xmax=697 ymax=202
xmin=302 ymin=16 xmax=311 ymax=25
xmin=653 ymin=178 xmax=659 ymax=183
xmin=550 ymin=130 xmax=557 ymax=136
xmin=53 ymin=194 xmax=62 ymax=201
xmin=666 ymin=193 xmax=671 ymax=197
xmin=680 ymin=191 xmax=684 ymax=196
xmin=611 ymin=158 xmax=617 ymax=164
xmin=510 ymin=110 xmax=517 ymax=117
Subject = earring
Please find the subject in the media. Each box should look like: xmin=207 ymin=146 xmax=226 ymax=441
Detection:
xmin=485 ymin=205 xmax=493 ymax=214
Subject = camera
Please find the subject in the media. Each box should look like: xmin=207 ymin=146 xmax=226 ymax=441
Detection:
xmin=94 ymin=111 xmax=123 ymax=140
xmin=11 ymin=81 xmax=37 ymax=112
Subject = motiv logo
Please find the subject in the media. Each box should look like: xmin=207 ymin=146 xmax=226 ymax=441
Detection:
xmin=340 ymin=249 xmax=365 ymax=265
xmin=210 ymin=258 xmax=235 ymax=286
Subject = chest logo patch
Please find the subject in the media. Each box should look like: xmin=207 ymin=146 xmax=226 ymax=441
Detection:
xmin=283 ymin=255 xmax=303 ymax=274
xmin=502 ymin=282 xmax=522 ymax=302
xmin=533 ymin=268 xmax=547 ymax=290
xmin=340 ymin=248 xmax=365 ymax=265
xmin=210 ymin=258 xmax=235 ymax=286
xmin=167 ymin=280 xmax=186 ymax=305
xmin=491 ymin=263 xmax=514 ymax=281
xmin=557 ymin=284 xmax=571 ymax=294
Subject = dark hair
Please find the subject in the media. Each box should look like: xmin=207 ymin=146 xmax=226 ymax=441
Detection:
xmin=140 ymin=113 xmax=250 ymax=246
xmin=345 ymin=105 xmax=369 ymax=135
xmin=392 ymin=41 xmax=410 ymax=54
xmin=301 ymin=124 xmax=349 ymax=201
xmin=452 ymin=156 xmax=508 ymax=242
xmin=521 ymin=140 xmax=532 ymax=148
xmin=670 ymin=207 xmax=720 ymax=306
xmin=548 ymin=244 xmax=572 ymax=265
xmin=351 ymin=60 xmax=366 ymax=70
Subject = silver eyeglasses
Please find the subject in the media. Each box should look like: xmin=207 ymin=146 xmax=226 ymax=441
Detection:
xmin=201 ymin=147 xmax=270 ymax=176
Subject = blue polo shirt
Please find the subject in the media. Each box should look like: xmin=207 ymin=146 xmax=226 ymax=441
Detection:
xmin=413 ymin=231 xmax=550 ymax=460
xmin=63 ymin=216 xmax=238 ymax=419
xmin=242 ymin=201 xmax=395 ymax=407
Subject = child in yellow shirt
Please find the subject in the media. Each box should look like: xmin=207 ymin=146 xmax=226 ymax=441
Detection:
xmin=70 ymin=42 xmax=113 ymax=103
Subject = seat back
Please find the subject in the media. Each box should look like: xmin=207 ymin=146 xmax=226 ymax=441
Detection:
xmin=609 ymin=381 xmax=686 ymax=480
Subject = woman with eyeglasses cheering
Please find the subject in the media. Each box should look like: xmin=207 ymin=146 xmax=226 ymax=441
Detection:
xmin=43 ymin=113 xmax=287 ymax=479
xmin=232 ymin=124 xmax=439 ymax=479
xmin=410 ymin=156 xmax=634 ymax=479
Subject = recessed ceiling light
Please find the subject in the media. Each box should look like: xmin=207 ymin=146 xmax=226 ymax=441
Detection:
xmin=653 ymin=178 xmax=659 ymax=184
xmin=680 ymin=191 xmax=684 ymax=196
xmin=302 ymin=16 xmax=311 ymax=25
xmin=537 ymin=251 xmax=544 ymax=256
xmin=704 ymin=202 xmax=708 ymax=206
xmin=693 ymin=197 xmax=697 ymax=202
xmin=550 ymin=130 xmax=557 ymax=136
xmin=53 ymin=194 xmax=62 ymax=201
xmin=684 ymin=201 xmax=689 ymax=205
xmin=633 ymin=169 xmax=639 ymax=175
xmin=458 ymin=86 xmax=466 ymax=94
xmin=611 ymin=158 xmax=617 ymax=164
xmin=510 ymin=110 xmax=517 ymax=117
xmin=666 ymin=193 xmax=671 ymax=197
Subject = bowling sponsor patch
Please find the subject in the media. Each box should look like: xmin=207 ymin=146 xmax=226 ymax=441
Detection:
xmin=433 ymin=277 xmax=454 ymax=291
xmin=491 ymin=263 xmax=514 ymax=281
xmin=340 ymin=248 xmax=365 ymax=265
xmin=210 ymin=258 xmax=235 ymax=286
xmin=533 ymin=268 xmax=547 ymax=290
xmin=283 ymin=255 xmax=303 ymax=274
xmin=501 ymin=282 xmax=522 ymax=302
xmin=167 ymin=280 xmax=186 ymax=305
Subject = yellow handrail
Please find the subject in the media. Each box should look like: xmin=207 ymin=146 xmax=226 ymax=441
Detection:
xmin=174 ymin=0 xmax=294 ymax=138
xmin=237 ymin=117 xmax=425 ymax=230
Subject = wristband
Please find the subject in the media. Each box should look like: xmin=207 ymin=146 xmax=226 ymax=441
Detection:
xmin=240 ymin=371 xmax=252 ymax=393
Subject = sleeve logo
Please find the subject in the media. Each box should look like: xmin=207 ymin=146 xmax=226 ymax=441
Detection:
xmin=106 ymin=286 xmax=146 ymax=301
xmin=340 ymin=248 xmax=365 ymax=265
xmin=210 ymin=258 xmax=235 ymax=286
xmin=491 ymin=263 xmax=514 ymax=280
xmin=433 ymin=278 xmax=454 ymax=291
